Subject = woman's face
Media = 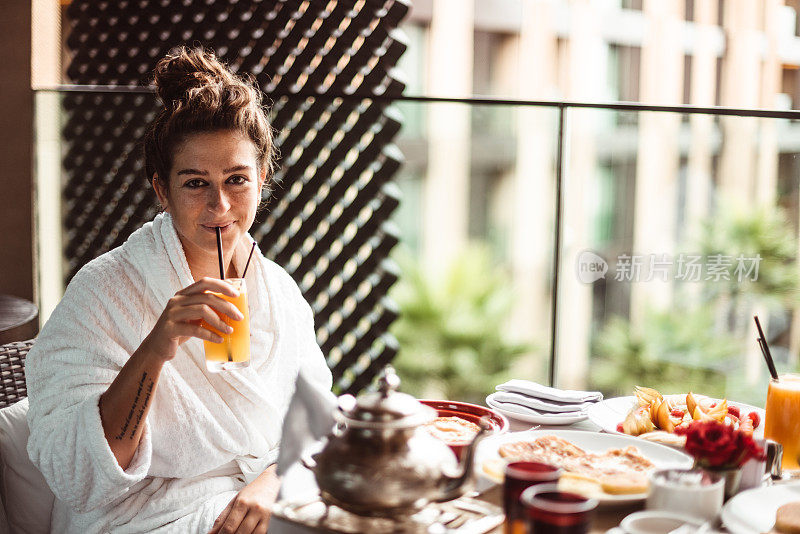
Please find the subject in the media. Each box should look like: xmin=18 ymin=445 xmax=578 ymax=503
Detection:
xmin=153 ymin=130 xmax=266 ymax=272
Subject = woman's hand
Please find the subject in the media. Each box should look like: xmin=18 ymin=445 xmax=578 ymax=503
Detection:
xmin=209 ymin=465 xmax=281 ymax=534
xmin=142 ymin=277 xmax=244 ymax=362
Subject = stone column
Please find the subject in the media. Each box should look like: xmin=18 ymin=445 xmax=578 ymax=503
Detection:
xmin=629 ymin=0 xmax=684 ymax=323
xmin=422 ymin=0 xmax=474 ymax=276
xmin=556 ymin=0 xmax=606 ymax=389
xmin=511 ymin=0 xmax=558 ymax=380
xmin=685 ymin=0 xmax=718 ymax=236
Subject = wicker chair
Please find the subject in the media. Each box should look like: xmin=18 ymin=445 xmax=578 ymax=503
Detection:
xmin=0 ymin=339 xmax=32 ymax=409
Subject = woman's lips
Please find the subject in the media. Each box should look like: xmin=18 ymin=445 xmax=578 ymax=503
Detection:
xmin=202 ymin=222 xmax=235 ymax=233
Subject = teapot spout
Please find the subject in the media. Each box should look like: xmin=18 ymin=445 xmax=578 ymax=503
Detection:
xmin=439 ymin=417 xmax=493 ymax=502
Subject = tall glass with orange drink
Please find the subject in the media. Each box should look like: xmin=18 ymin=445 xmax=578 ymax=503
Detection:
xmin=202 ymin=278 xmax=251 ymax=372
xmin=764 ymin=374 xmax=800 ymax=477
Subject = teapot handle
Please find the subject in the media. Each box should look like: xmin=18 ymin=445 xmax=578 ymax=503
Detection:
xmin=438 ymin=416 xmax=494 ymax=502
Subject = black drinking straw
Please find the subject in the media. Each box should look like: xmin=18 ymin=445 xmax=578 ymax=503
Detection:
xmin=215 ymin=227 xmax=232 ymax=362
xmin=214 ymin=227 xmax=225 ymax=279
xmin=241 ymin=242 xmax=256 ymax=279
xmin=754 ymin=315 xmax=780 ymax=380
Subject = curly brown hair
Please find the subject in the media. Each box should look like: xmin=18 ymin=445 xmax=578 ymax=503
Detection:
xmin=144 ymin=47 xmax=276 ymax=194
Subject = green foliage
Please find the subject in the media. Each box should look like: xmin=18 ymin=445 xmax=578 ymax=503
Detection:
xmin=698 ymin=203 xmax=798 ymax=306
xmin=591 ymin=203 xmax=799 ymax=403
xmin=590 ymin=309 xmax=736 ymax=399
xmin=390 ymin=244 xmax=533 ymax=403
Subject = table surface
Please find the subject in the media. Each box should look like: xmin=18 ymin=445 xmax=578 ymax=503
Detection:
xmin=270 ymin=417 xmax=641 ymax=534
xmin=0 ymin=294 xmax=38 ymax=344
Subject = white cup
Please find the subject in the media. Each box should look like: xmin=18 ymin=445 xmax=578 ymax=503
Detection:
xmin=646 ymin=469 xmax=724 ymax=521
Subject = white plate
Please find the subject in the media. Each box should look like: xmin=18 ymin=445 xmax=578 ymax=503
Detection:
xmin=474 ymin=429 xmax=692 ymax=505
xmin=586 ymin=395 xmax=766 ymax=438
xmin=486 ymin=393 xmax=588 ymax=425
xmin=721 ymin=483 xmax=800 ymax=534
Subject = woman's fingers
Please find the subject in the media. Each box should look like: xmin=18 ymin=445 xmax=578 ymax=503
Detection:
xmin=208 ymin=499 xmax=233 ymax=534
xmin=173 ymin=321 xmax=224 ymax=344
xmin=180 ymin=293 xmax=244 ymax=322
xmin=180 ymin=277 xmax=240 ymax=298
xmin=233 ymin=511 xmax=261 ymax=534
xmin=173 ymin=305 xmax=233 ymax=335
xmin=215 ymin=499 xmax=247 ymax=534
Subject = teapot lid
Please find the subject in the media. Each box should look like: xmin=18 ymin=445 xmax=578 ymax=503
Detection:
xmin=338 ymin=366 xmax=435 ymax=428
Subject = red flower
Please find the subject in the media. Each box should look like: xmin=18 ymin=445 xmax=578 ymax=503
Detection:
xmin=675 ymin=420 xmax=765 ymax=469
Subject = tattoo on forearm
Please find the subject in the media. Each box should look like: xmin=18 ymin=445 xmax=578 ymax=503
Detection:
xmin=113 ymin=372 xmax=154 ymax=440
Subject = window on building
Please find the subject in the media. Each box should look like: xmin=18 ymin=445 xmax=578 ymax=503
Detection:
xmin=683 ymin=55 xmax=692 ymax=106
xmin=608 ymin=45 xmax=641 ymax=103
xmin=621 ymin=0 xmax=643 ymax=11
xmin=608 ymin=45 xmax=641 ymax=125
xmin=472 ymin=31 xmax=516 ymax=137
xmin=789 ymin=0 xmax=800 ymax=37
xmin=781 ymin=66 xmax=799 ymax=110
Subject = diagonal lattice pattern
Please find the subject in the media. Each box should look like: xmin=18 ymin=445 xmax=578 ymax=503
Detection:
xmin=62 ymin=0 xmax=409 ymax=393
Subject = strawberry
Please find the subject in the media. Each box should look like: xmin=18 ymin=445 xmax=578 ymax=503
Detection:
xmin=748 ymin=412 xmax=761 ymax=429
xmin=671 ymin=408 xmax=686 ymax=418
xmin=616 ymin=423 xmax=624 ymax=433
xmin=727 ymin=405 xmax=741 ymax=418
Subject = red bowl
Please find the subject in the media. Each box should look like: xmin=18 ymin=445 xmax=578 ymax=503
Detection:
xmin=420 ymin=399 xmax=509 ymax=460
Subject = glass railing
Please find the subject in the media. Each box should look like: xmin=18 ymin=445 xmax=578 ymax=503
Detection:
xmin=34 ymin=88 xmax=800 ymax=403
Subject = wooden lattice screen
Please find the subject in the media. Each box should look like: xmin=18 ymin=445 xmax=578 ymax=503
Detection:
xmin=62 ymin=0 xmax=409 ymax=393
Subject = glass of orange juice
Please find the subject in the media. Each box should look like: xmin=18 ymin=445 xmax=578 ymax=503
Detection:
xmin=764 ymin=374 xmax=800 ymax=477
xmin=202 ymin=278 xmax=251 ymax=372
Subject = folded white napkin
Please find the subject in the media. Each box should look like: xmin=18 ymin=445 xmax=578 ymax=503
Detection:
xmin=490 ymin=390 xmax=594 ymax=413
xmin=276 ymin=371 xmax=338 ymax=477
xmin=486 ymin=394 xmax=585 ymax=418
xmin=496 ymin=380 xmax=603 ymax=404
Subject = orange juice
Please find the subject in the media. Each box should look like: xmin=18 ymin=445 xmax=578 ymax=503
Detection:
xmin=202 ymin=278 xmax=251 ymax=372
xmin=764 ymin=374 xmax=800 ymax=474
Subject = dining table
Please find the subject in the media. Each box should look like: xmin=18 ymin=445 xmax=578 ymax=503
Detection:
xmin=270 ymin=417 xmax=647 ymax=534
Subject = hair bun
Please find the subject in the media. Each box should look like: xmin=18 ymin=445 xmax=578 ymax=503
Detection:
xmin=153 ymin=47 xmax=235 ymax=107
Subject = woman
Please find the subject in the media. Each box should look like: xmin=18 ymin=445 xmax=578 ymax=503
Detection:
xmin=25 ymin=47 xmax=332 ymax=533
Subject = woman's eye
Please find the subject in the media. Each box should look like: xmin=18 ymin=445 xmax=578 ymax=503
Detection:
xmin=227 ymin=175 xmax=248 ymax=185
xmin=184 ymin=179 xmax=206 ymax=188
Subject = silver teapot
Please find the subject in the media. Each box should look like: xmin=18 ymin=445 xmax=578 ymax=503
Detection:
xmin=302 ymin=367 xmax=491 ymax=517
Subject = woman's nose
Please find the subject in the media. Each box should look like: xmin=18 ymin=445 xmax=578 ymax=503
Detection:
xmin=207 ymin=187 xmax=231 ymax=212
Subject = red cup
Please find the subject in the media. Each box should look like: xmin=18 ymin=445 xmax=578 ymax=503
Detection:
xmin=504 ymin=462 xmax=562 ymax=534
xmin=521 ymin=483 xmax=598 ymax=534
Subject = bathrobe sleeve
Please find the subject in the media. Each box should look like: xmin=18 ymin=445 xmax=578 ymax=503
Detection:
xmin=25 ymin=260 xmax=152 ymax=513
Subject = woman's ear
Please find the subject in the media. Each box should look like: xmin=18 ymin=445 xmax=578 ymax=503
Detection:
xmin=258 ymin=166 xmax=267 ymax=194
xmin=152 ymin=175 xmax=170 ymax=212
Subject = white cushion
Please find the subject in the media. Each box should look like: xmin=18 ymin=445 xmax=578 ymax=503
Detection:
xmin=0 ymin=398 xmax=54 ymax=533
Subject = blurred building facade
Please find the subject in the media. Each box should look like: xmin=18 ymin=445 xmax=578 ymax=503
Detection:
xmin=395 ymin=0 xmax=800 ymax=392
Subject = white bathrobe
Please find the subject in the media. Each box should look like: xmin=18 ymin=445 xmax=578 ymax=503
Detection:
xmin=25 ymin=213 xmax=332 ymax=533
